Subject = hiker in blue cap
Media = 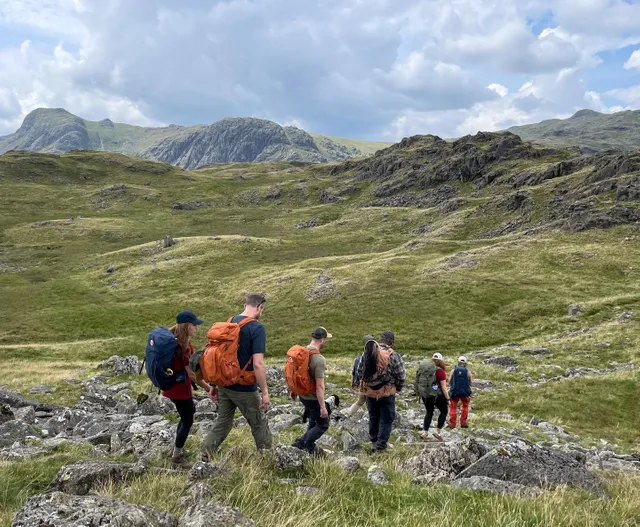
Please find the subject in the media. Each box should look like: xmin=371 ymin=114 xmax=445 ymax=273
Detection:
xmin=163 ymin=310 xmax=215 ymax=465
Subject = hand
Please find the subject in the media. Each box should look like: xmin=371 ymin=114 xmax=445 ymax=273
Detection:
xmin=288 ymin=391 xmax=297 ymax=401
xmin=259 ymin=393 xmax=270 ymax=410
xmin=319 ymin=406 xmax=329 ymax=419
xmin=208 ymin=386 xmax=218 ymax=401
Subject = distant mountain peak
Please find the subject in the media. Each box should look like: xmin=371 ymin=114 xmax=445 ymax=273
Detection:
xmin=570 ymin=109 xmax=601 ymax=119
xmin=0 ymin=108 xmax=391 ymax=167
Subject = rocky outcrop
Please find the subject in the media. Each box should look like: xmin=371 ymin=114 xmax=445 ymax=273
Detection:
xmin=13 ymin=492 xmax=178 ymax=527
xmin=452 ymin=476 xmax=542 ymax=496
xmin=456 ymin=441 xmax=603 ymax=493
xmin=274 ymin=445 xmax=309 ymax=471
xmin=97 ymin=355 xmax=142 ymax=376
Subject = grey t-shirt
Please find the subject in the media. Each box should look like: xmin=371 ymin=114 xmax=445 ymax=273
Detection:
xmin=300 ymin=352 xmax=326 ymax=400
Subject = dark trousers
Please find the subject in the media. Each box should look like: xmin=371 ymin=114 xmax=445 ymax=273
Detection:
xmin=295 ymin=398 xmax=329 ymax=451
xmin=366 ymin=395 xmax=395 ymax=450
xmin=422 ymin=395 xmax=448 ymax=431
xmin=171 ymin=398 xmax=195 ymax=448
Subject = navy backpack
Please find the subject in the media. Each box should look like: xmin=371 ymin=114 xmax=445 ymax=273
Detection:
xmin=141 ymin=327 xmax=182 ymax=390
xmin=450 ymin=366 xmax=471 ymax=398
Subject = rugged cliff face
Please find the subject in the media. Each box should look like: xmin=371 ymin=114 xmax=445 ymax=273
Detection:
xmin=0 ymin=109 xmax=389 ymax=167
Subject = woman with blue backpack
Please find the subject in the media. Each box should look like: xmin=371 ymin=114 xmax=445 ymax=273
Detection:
xmin=158 ymin=310 xmax=215 ymax=465
xmin=448 ymin=356 xmax=472 ymax=429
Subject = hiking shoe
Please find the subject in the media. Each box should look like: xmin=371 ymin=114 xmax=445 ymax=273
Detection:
xmin=419 ymin=431 xmax=430 ymax=441
xmin=432 ymin=431 xmax=443 ymax=441
xmin=291 ymin=440 xmax=307 ymax=451
xmin=171 ymin=453 xmax=190 ymax=467
xmin=461 ymin=424 xmax=469 ymax=429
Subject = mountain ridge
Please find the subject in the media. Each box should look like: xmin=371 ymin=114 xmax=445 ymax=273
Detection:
xmin=0 ymin=108 xmax=391 ymax=168
xmin=506 ymin=108 xmax=640 ymax=153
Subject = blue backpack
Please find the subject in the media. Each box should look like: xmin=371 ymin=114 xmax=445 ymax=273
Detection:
xmin=142 ymin=327 xmax=182 ymax=390
xmin=450 ymin=366 xmax=471 ymax=398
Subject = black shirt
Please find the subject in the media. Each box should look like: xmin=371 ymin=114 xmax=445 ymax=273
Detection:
xmin=226 ymin=315 xmax=266 ymax=392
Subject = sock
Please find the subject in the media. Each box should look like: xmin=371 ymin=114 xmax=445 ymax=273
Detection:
xmin=173 ymin=446 xmax=184 ymax=457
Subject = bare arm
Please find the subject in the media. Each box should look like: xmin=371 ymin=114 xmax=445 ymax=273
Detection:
xmin=316 ymin=378 xmax=327 ymax=418
xmin=253 ymin=353 xmax=270 ymax=408
xmin=468 ymin=371 xmax=473 ymax=384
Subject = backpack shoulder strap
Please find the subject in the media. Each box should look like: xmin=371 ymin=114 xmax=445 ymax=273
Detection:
xmin=238 ymin=317 xmax=256 ymax=328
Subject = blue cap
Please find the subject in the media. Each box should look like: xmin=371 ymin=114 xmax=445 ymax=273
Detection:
xmin=176 ymin=310 xmax=203 ymax=325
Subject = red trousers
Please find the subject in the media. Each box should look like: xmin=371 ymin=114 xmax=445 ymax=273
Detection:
xmin=449 ymin=397 xmax=470 ymax=428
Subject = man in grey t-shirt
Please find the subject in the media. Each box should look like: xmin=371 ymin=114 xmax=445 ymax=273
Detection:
xmin=291 ymin=327 xmax=331 ymax=455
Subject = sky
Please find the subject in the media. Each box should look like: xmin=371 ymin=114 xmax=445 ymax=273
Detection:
xmin=0 ymin=0 xmax=639 ymax=141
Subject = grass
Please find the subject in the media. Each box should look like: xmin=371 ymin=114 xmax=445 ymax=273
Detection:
xmin=0 ymin=148 xmax=639 ymax=525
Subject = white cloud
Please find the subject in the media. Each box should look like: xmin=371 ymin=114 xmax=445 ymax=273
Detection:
xmin=605 ymin=85 xmax=640 ymax=106
xmin=624 ymin=49 xmax=640 ymax=70
xmin=0 ymin=0 xmax=639 ymax=139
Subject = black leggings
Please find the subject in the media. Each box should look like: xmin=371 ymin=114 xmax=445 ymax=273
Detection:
xmin=171 ymin=398 xmax=196 ymax=448
xmin=423 ymin=395 xmax=448 ymax=431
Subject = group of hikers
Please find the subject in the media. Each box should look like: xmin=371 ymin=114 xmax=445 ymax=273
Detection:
xmin=144 ymin=294 xmax=472 ymax=465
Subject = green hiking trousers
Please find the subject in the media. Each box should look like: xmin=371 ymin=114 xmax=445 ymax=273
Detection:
xmin=201 ymin=387 xmax=272 ymax=455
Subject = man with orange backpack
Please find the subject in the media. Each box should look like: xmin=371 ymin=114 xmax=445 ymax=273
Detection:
xmin=286 ymin=327 xmax=331 ymax=455
xmin=200 ymin=294 xmax=272 ymax=458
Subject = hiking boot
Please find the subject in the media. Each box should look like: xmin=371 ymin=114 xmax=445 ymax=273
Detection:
xmin=461 ymin=424 xmax=469 ymax=429
xmin=171 ymin=452 xmax=190 ymax=467
xmin=291 ymin=440 xmax=307 ymax=451
xmin=309 ymin=445 xmax=326 ymax=458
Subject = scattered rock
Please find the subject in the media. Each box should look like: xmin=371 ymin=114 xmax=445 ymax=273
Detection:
xmin=341 ymin=431 xmax=359 ymax=452
xmin=337 ymin=456 xmax=360 ymax=472
xmin=453 ymin=476 xmax=542 ymax=496
xmin=484 ymin=356 xmax=519 ymax=367
xmin=274 ymin=445 xmax=309 ymax=471
xmin=296 ymin=486 xmax=320 ymax=496
xmin=0 ymin=388 xmax=60 ymax=412
xmin=270 ymin=413 xmax=303 ymax=432
xmin=0 ymin=404 xmax=14 ymax=424
xmin=568 ymin=304 xmax=582 ymax=316
xmin=0 ymin=420 xmax=39 ymax=447
xmin=367 ymin=465 xmax=388 ymax=486
xmin=49 ymin=460 xmax=146 ymax=495
xmin=180 ymin=501 xmax=255 ymax=527
xmin=97 ymin=355 xmax=143 ymax=376
xmin=304 ymin=273 xmax=338 ymax=302
xmin=188 ymin=461 xmax=227 ymax=483
xmin=29 ymin=384 xmax=55 ymax=395
xmin=163 ymin=235 xmax=176 ymax=248
xmin=595 ymin=342 xmax=610 ymax=348
xmin=619 ymin=311 xmax=632 ymax=320
xmin=521 ymin=348 xmax=550 ymax=355
xmin=294 ymin=217 xmax=319 ymax=229
xmin=106 ymin=265 xmax=117 ymax=274
xmin=13 ymin=492 xmax=178 ymax=527
xmin=456 ymin=441 xmax=602 ymax=493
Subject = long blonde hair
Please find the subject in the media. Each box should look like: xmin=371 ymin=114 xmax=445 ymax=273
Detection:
xmin=169 ymin=323 xmax=191 ymax=357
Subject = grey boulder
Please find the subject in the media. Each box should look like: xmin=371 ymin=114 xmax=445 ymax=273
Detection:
xmin=456 ymin=441 xmax=602 ymax=493
xmin=0 ymin=420 xmax=39 ymax=447
xmin=274 ymin=445 xmax=309 ymax=471
xmin=13 ymin=492 xmax=177 ymax=526
xmin=401 ymin=438 xmax=487 ymax=481
xmin=453 ymin=476 xmax=542 ymax=496
xmin=49 ymin=460 xmax=147 ymax=495
xmin=97 ymin=355 xmax=142 ymax=376
xmin=367 ymin=464 xmax=388 ymax=485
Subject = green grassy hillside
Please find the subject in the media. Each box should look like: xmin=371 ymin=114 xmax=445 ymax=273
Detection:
xmin=1 ymin=135 xmax=639 ymax=525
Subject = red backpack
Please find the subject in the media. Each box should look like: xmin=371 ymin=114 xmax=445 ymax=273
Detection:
xmin=285 ymin=345 xmax=319 ymax=396
xmin=200 ymin=317 xmax=256 ymax=387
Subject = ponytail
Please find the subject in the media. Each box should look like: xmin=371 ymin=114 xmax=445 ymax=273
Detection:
xmin=363 ymin=340 xmax=380 ymax=382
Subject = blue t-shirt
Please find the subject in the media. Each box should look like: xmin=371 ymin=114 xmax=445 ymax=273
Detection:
xmin=226 ymin=315 xmax=266 ymax=392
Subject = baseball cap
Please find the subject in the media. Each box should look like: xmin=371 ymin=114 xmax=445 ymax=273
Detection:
xmin=176 ymin=310 xmax=203 ymax=325
xmin=432 ymin=352 xmax=444 ymax=361
xmin=380 ymin=330 xmax=395 ymax=343
xmin=362 ymin=334 xmax=375 ymax=345
xmin=312 ymin=327 xmax=333 ymax=339
xmin=458 ymin=356 xmax=468 ymax=363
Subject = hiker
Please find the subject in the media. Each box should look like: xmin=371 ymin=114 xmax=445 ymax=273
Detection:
xmin=343 ymin=334 xmax=373 ymax=417
xmin=162 ymin=310 xmax=216 ymax=465
xmin=449 ymin=356 xmax=472 ymax=429
xmin=201 ymin=294 xmax=272 ymax=458
xmin=358 ymin=330 xmax=405 ymax=453
xmin=287 ymin=327 xmax=332 ymax=455
xmin=415 ymin=352 xmax=449 ymax=441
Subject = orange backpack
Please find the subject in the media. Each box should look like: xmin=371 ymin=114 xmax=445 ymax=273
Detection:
xmin=200 ymin=317 xmax=257 ymax=387
xmin=285 ymin=345 xmax=320 ymax=396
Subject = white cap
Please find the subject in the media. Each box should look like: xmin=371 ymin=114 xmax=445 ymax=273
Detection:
xmin=432 ymin=352 xmax=444 ymax=360
xmin=458 ymin=356 xmax=467 ymax=363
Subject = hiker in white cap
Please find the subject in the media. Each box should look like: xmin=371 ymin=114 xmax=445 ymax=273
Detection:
xmin=415 ymin=352 xmax=449 ymax=441
xmin=449 ymin=356 xmax=473 ymax=429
